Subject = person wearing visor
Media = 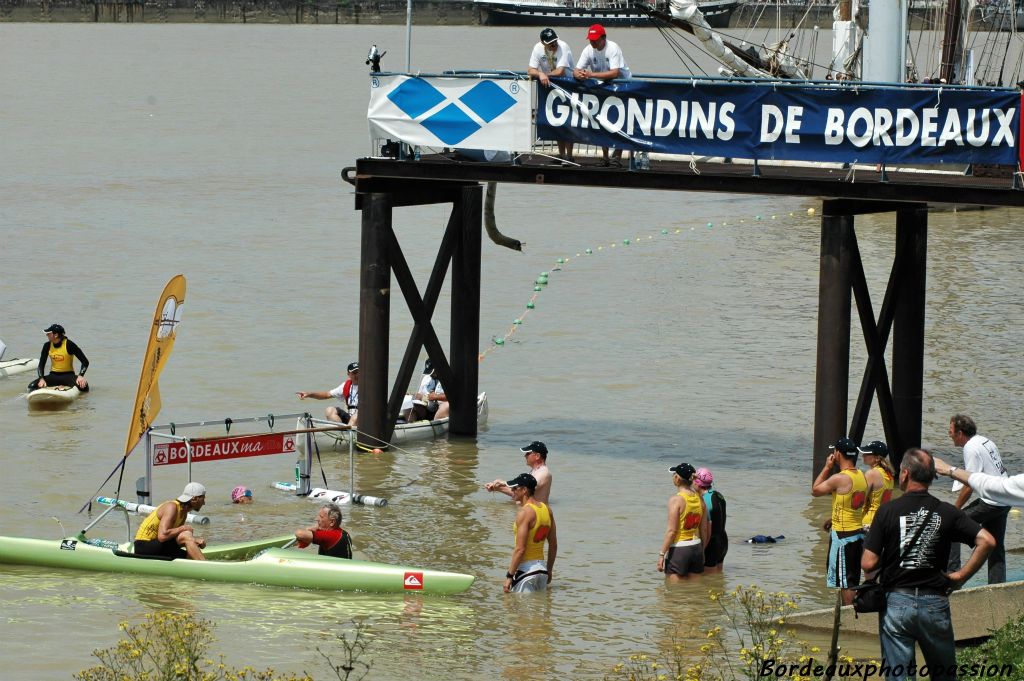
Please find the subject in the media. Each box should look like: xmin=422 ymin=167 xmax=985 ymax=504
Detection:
xmin=297 ymin=361 xmax=359 ymax=428
xmin=812 ymin=437 xmax=868 ymax=605
xmin=859 ymin=440 xmax=895 ymax=533
xmin=134 ymin=482 xmax=207 ymax=560
xmin=29 ymin=323 xmax=90 ymax=392
xmin=504 ymin=473 xmax=557 ymax=593
xmin=485 ymin=440 xmax=552 ymax=504
xmin=658 ymin=463 xmax=708 ymax=580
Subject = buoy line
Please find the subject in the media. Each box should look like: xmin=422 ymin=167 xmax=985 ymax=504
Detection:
xmin=478 ymin=207 xmax=819 ymax=362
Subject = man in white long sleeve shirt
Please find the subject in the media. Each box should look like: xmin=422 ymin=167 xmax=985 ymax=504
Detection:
xmin=935 ymin=457 xmax=1024 ymax=507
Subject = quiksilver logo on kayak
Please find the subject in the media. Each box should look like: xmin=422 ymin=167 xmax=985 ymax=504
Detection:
xmin=403 ymin=572 xmax=424 ymax=590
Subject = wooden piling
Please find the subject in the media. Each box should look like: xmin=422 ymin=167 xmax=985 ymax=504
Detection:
xmin=813 ymin=209 xmax=854 ymax=475
xmin=358 ymin=192 xmax=392 ymax=451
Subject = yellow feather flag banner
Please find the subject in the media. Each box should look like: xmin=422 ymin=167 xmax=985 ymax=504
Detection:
xmin=124 ymin=274 xmax=186 ymax=458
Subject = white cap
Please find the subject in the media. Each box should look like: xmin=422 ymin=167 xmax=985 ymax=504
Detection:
xmin=177 ymin=481 xmax=206 ymax=502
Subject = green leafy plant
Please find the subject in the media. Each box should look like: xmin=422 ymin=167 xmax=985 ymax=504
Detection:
xmin=76 ymin=611 xmax=374 ymax=681
xmin=604 ymin=586 xmax=873 ymax=681
xmin=957 ymin=613 xmax=1024 ymax=681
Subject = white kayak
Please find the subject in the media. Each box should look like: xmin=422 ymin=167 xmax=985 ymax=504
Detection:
xmin=0 ymin=357 xmax=39 ymax=379
xmin=299 ymin=392 xmax=489 ymax=451
xmin=27 ymin=385 xmax=81 ymax=410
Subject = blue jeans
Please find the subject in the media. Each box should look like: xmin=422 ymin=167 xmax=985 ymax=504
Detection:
xmin=881 ymin=592 xmax=956 ymax=681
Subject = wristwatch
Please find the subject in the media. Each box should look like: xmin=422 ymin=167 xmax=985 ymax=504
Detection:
xmin=506 ymin=571 xmax=515 ymax=579
xmin=948 ymin=466 xmax=958 ymax=477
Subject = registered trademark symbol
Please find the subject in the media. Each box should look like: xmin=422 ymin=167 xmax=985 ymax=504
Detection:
xmin=509 ymin=82 xmax=520 ymax=95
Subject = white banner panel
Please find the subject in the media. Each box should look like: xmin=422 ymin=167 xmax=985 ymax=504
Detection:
xmin=368 ymin=74 xmax=532 ymax=152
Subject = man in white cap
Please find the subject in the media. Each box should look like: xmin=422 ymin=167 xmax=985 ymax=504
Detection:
xmin=296 ymin=361 xmax=360 ymax=428
xmin=529 ymin=27 xmax=576 ymax=162
xmin=134 ymin=481 xmax=207 ymax=560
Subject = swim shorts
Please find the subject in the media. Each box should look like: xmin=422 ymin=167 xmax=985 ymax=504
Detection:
xmin=509 ymin=560 xmax=548 ymax=593
xmin=665 ymin=542 xmax=705 ymax=577
xmin=826 ymin=530 xmax=863 ymax=589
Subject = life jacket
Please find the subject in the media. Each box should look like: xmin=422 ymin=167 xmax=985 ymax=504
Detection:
xmin=674 ymin=489 xmax=704 ymax=542
xmin=831 ymin=468 xmax=868 ymax=532
xmin=49 ymin=339 xmax=73 ymax=373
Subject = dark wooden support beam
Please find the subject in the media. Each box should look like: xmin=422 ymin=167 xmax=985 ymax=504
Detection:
xmin=384 ymin=214 xmax=459 ymax=439
xmin=449 ymin=185 xmax=483 ymax=436
xmin=891 ymin=206 xmax=928 ymax=468
xmin=813 ymin=206 xmax=854 ymax=475
xmin=848 ymin=233 xmax=901 ymax=449
xmin=357 ymin=193 xmax=392 ymax=450
xmin=354 ymin=178 xmax=477 ymax=209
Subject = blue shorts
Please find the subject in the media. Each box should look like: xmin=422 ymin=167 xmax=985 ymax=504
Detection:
xmin=827 ymin=530 xmax=863 ymax=589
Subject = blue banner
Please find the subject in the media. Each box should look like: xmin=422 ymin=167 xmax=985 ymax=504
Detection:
xmin=537 ymin=78 xmax=1020 ymax=165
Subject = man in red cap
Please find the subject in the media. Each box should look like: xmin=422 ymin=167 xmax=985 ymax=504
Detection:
xmin=574 ymin=24 xmax=632 ymax=166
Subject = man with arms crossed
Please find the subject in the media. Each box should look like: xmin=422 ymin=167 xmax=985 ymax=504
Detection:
xmin=862 ymin=448 xmax=994 ymax=681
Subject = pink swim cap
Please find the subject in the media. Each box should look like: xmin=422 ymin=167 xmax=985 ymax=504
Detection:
xmin=694 ymin=468 xmax=714 ymax=489
xmin=231 ymin=485 xmax=253 ymax=502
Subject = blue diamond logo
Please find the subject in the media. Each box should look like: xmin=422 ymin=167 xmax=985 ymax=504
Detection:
xmin=421 ymin=104 xmax=482 ymax=145
xmin=459 ymin=81 xmax=516 ymax=123
xmin=388 ymin=78 xmax=446 ymax=119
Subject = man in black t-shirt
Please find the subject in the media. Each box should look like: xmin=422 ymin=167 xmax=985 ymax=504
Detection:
xmin=862 ymin=448 xmax=994 ymax=681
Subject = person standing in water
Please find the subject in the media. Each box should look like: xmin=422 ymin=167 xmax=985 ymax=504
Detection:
xmin=694 ymin=467 xmax=727 ymax=571
xmin=658 ymin=463 xmax=708 ymax=581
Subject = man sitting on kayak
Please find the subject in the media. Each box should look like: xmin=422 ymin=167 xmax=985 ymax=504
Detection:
xmin=294 ymin=503 xmax=353 ymax=559
xmin=28 ymin=323 xmax=89 ymax=392
xmin=133 ymin=482 xmax=208 ymax=560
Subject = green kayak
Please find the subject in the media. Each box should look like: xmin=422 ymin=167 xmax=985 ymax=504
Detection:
xmin=0 ymin=534 xmax=475 ymax=595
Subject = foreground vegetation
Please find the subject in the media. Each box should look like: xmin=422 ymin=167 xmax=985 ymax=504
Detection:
xmin=75 ymin=611 xmax=371 ymax=681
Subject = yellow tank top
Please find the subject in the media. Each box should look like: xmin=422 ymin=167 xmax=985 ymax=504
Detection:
xmin=513 ymin=501 xmax=551 ymax=562
xmin=831 ymin=468 xmax=868 ymax=532
xmin=49 ymin=339 xmax=73 ymax=373
xmin=674 ymin=490 xmax=704 ymax=543
xmin=862 ymin=466 xmax=894 ymax=528
xmin=135 ymin=500 xmax=186 ymax=541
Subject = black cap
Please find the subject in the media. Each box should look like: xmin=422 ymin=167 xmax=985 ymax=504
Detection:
xmin=669 ymin=463 xmax=696 ymax=480
xmin=830 ymin=437 xmax=859 ymax=455
xmin=423 ymin=358 xmax=433 ymax=374
xmin=347 ymin=362 xmax=359 ymax=373
xmin=858 ymin=440 xmax=889 ymax=457
xmin=540 ymin=28 xmax=558 ymax=44
xmin=44 ymin=324 xmax=65 ymax=334
xmin=520 ymin=441 xmax=548 ymax=456
xmin=506 ymin=473 xmax=537 ymax=492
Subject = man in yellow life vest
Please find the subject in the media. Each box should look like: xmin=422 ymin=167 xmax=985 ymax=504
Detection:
xmin=812 ymin=437 xmax=869 ymax=605
xmin=134 ymin=482 xmax=208 ymax=560
xmin=505 ymin=473 xmax=557 ymax=593
xmin=29 ymin=323 xmax=89 ymax=392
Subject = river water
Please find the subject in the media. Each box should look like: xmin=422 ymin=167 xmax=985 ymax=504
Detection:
xmin=2 ymin=23 xmax=1024 ymax=680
